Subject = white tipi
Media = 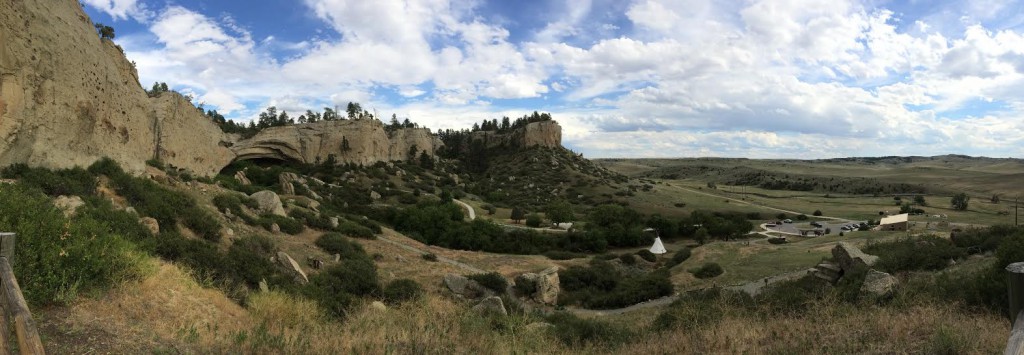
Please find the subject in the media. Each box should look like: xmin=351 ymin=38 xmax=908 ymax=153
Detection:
xmin=649 ymin=237 xmax=667 ymax=255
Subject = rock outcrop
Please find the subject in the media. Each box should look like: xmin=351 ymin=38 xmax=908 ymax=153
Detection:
xmin=231 ymin=120 xmax=442 ymax=166
xmin=514 ymin=267 xmax=560 ymax=305
xmin=276 ymin=251 xmax=308 ymax=284
xmin=472 ymin=296 xmax=508 ymax=316
xmin=250 ymin=190 xmax=286 ymax=216
xmin=443 ymin=274 xmax=489 ymax=299
xmin=53 ymin=195 xmax=85 ymax=217
xmin=0 ymin=1 xmax=233 ymax=176
xmin=832 ymin=242 xmax=879 ymax=271
xmin=468 ymin=121 xmax=561 ymax=151
xmin=860 ymin=269 xmax=898 ymax=298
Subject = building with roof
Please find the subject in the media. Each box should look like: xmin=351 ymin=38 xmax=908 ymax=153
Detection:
xmin=878 ymin=213 xmax=909 ymax=231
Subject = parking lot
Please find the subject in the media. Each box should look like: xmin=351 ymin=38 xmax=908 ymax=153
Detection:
xmin=762 ymin=220 xmax=868 ymax=236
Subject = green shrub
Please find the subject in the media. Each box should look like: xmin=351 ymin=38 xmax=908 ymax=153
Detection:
xmin=636 ymin=249 xmax=657 ymax=262
xmin=306 ymin=259 xmax=380 ymax=319
xmin=666 ymin=248 xmax=691 ymax=268
xmin=257 ymin=215 xmax=304 ymax=235
xmin=618 ymin=253 xmax=636 ymax=265
xmin=796 ymin=214 xmax=808 ymax=220
xmin=422 ymin=253 xmax=438 ymax=262
xmin=525 ymin=213 xmax=543 ymax=227
xmin=335 ymin=219 xmax=375 ymax=239
xmin=382 ymin=278 xmax=423 ymax=304
xmin=543 ymin=250 xmax=585 ymax=260
xmin=225 ymin=235 xmax=278 ymax=288
xmin=467 ymin=272 xmax=508 ymax=293
xmin=0 ymin=185 xmax=145 ymax=306
xmin=813 ymin=210 xmax=823 ymax=216
xmin=315 ymin=232 xmax=367 ymax=261
xmin=864 ymin=235 xmax=965 ymax=273
xmin=288 ymin=209 xmax=334 ymax=230
xmin=182 ymin=208 xmax=222 ymax=242
xmin=654 ymin=289 xmax=726 ymax=331
xmin=691 ymin=262 xmax=724 ymax=279
xmin=1 ymin=163 xmax=97 ymax=197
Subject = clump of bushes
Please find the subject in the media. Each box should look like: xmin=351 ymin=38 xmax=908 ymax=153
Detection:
xmin=690 ymin=262 xmax=724 ymax=279
xmin=619 ymin=253 xmax=637 ymax=265
xmin=288 ymin=208 xmax=334 ymax=231
xmin=257 ymin=215 xmax=304 ymax=235
xmin=559 ymin=260 xmax=673 ymax=309
xmin=543 ymin=250 xmax=585 ymax=260
xmin=213 ymin=193 xmax=258 ymax=223
xmin=864 ymin=235 xmax=965 ymax=273
xmin=0 ymin=185 xmax=146 ymax=306
xmin=467 ymin=272 xmax=508 ymax=293
xmin=665 ymin=248 xmax=691 ymax=268
xmin=382 ymin=278 xmax=423 ymax=304
xmin=1 ymin=163 xmax=96 ymax=197
xmin=422 ymin=253 xmax=438 ymax=262
xmin=636 ymin=249 xmax=657 ymax=262
xmin=545 ymin=312 xmax=635 ymax=347
xmin=315 ymin=232 xmax=366 ymax=259
xmin=525 ymin=213 xmax=543 ymax=227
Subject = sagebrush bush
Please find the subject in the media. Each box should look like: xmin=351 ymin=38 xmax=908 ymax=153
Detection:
xmin=546 ymin=312 xmax=635 ymax=347
xmin=382 ymin=278 xmax=423 ymax=304
xmin=305 ymin=259 xmax=379 ymax=319
xmin=666 ymin=248 xmax=691 ymax=268
xmin=2 ymin=163 xmax=96 ymax=197
xmin=864 ymin=235 xmax=965 ymax=273
xmin=257 ymin=215 xmax=304 ymax=235
xmin=636 ymin=249 xmax=657 ymax=262
xmin=691 ymin=262 xmax=724 ymax=279
xmin=0 ymin=185 xmax=146 ymax=305
xmin=525 ymin=213 xmax=543 ymax=227
xmin=468 ymin=272 xmax=508 ymax=293
xmin=315 ymin=232 xmax=367 ymax=260
xmin=182 ymin=208 xmax=222 ymax=242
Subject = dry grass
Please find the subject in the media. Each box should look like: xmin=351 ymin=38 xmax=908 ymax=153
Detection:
xmin=620 ymin=298 xmax=1008 ymax=354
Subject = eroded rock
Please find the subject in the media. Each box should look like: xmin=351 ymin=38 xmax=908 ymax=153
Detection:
xmin=250 ymin=190 xmax=286 ymax=216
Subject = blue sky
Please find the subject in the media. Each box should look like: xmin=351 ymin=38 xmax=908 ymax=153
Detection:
xmin=82 ymin=0 xmax=1024 ymax=158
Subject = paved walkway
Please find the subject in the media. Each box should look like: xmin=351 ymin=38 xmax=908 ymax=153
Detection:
xmin=454 ymin=199 xmax=476 ymax=220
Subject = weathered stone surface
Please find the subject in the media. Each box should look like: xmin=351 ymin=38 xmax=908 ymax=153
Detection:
xmin=250 ymin=190 xmax=286 ymax=216
xmin=471 ymin=296 xmax=507 ymax=316
xmin=832 ymin=242 xmax=879 ymax=272
xmin=860 ymin=269 xmax=898 ymax=298
xmin=444 ymin=274 xmax=487 ymax=298
xmin=370 ymin=191 xmax=382 ymax=200
xmin=270 ymin=223 xmax=281 ymax=233
xmin=231 ymin=120 xmax=443 ymax=166
xmin=139 ymin=217 xmax=160 ymax=235
xmin=53 ymin=195 xmax=85 ymax=217
xmin=515 ymin=267 xmax=560 ymax=305
xmin=329 ymin=216 xmax=340 ymax=228
xmin=468 ymin=121 xmax=561 ymax=151
xmin=0 ymin=1 xmax=236 ymax=176
xmin=276 ymin=251 xmax=308 ymax=284
xmin=234 ymin=171 xmax=251 ymax=185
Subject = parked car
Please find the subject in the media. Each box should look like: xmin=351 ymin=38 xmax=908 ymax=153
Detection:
xmin=783 ymin=219 xmax=793 ymax=223
xmin=810 ymin=221 xmax=822 ymax=227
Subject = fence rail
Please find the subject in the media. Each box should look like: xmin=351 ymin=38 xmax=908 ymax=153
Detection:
xmin=0 ymin=233 xmax=44 ymax=355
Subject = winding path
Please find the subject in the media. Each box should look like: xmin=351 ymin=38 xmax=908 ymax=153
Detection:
xmin=376 ymin=233 xmax=486 ymax=274
xmin=454 ymin=199 xmax=476 ymax=220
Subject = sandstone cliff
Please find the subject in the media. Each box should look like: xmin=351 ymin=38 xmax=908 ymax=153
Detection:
xmin=0 ymin=0 xmax=232 ymax=176
xmin=469 ymin=120 xmax=562 ymax=151
xmin=231 ymin=119 xmax=443 ymax=165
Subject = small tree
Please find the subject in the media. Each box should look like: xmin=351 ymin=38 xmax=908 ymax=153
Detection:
xmin=813 ymin=210 xmax=822 ymax=216
xmin=510 ymin=206 xmax=525 ymax=224
xmin=694 ymin=227 xmax=709 ymax=245
xmin=525 ymin=213 xmax=543 ymax=227
xmin=951 ymin=193 xmax=970 ymax=211
xmin=418 ymin=150 xmax=434 ymax=169
xmin=545 ymin=199 xmax=574 ymax=224
xmin=914 ymin=195 xmax=927 ymax=206
xmin=94 ymin=23 xmax=115 ymax=39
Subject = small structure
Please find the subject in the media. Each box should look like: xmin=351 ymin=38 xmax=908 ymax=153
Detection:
xmin=878 ymin=213 xmax=909 ymax=231
xmin=649 ymin=237 xmax=667 ymax=255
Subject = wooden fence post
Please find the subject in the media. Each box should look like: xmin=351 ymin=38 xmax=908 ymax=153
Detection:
xmin=1005 ymin=262 xmax=1024 ymax=354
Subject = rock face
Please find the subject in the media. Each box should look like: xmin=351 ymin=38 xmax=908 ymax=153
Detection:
xmin=832 ymin=242 xmax=879 ymax=272
xmin=250 ymin=190 xmax=286 ymax=216
xmin=0 ymin=1 xmax=233 ymax=176
xmin=472 ymin=296 xmax=508 ymax=316
xmin=276 ymin=251 xmax=308 ymax=284
xmin=53 ymin=195 xmax=85 ymax=217
xmin=231 ymin=120 xmax=442 ymax=166
xmin=444 ymin=274 xmax=488 ymax=299
xmin=515 ymin=267 xmax=560 ymax=305
xmin=468 ymin=121 xmax=561 ymax=151
xmin=860 ymin=269 xmax=898 ymax=298
xmin=139 ymin=217 xmax=160 ymax=235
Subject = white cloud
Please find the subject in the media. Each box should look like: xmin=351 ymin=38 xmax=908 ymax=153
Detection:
xmin=82 ymin=0 xmax=151 ymax=21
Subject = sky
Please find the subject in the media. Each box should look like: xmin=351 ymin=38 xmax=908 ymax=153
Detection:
xmin=82 ymin=0 xmax=1024 ymax=159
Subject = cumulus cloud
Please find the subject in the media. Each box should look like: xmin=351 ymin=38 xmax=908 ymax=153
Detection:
xmin=82 ymin=0 xmax=151 ymax=21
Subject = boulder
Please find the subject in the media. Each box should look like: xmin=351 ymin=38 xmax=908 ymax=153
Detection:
xmin=370 ymin=301 xmax=387 ymax=312
xmin=832 ymin=242 xmax=879 ymax=272
xmin=139 ymin=217 xmax=160 ymax=235
xmin=276 ymin=252 xmax=309 ymax=284
xmin=250 ymin=190 xmax=286 ymax=216
xmin=471 ymin=296 xmax=507 ymax=316
xmin=125 ymin=206 xmax=137 ymax=215
xmin=370 ymin=191 xmax=382 ymax=200
xmin=329 ymin=217 xmax=340 ymax=228
xmin=515 ymin=267 xmax=560 ymax=305
xmin=281 ymin=182 xmax=295 ymax=196
xmin=279 ymin=172 xmax=303 ymax=196
xmin=270 ymin=223 xmax=281 ymax=233
xmin=234 ymin=171 xmax=252 ymax=185
xmin=444 ymin=274 xmax=487 ymax=298
xmin=53 ymin=195 xmax=85 ymax=217
xmin=860 ymin=269 xmax=898 ymax=298
xmin=258 ymin=279 xmax=269 ymax=293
